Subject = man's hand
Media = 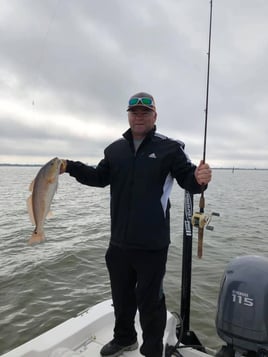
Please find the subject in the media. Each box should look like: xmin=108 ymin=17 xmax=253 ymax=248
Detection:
xmin=194 ymin=160 xmax=212 ymax=185
xmin=60 ymin=159 xmax=67 ymax=174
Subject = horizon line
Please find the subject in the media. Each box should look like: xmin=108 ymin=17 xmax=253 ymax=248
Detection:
xmin=0 ymin=163 xmax=268 ymax=171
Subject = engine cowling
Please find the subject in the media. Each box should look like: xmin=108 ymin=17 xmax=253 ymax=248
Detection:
xmin=216 ymin=255 xmax=268 ymax=356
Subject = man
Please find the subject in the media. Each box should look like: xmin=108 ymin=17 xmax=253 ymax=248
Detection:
xmin=60 ymin=92 xmax=212 ymax=357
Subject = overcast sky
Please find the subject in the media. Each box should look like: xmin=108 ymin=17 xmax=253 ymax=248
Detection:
xmin=1 ymin=0 xmax=267 ymax=168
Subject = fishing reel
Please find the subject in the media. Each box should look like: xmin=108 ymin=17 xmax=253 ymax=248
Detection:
xmin=192 ymin=211 xmax=220 ymax=231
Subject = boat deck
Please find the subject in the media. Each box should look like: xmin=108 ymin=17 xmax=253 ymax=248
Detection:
xmin=2 ymin=300 xmax=211 ymax=357
xmin=51 ymin=305 xmax=144 ymax=356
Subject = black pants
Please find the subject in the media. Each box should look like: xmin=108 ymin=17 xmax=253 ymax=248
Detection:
xmin=105 ymin=244 xmax=168 ymax=357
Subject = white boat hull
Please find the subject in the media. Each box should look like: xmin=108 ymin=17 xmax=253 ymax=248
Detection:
xmin=1 ymin=299 xmax=209 ymax=357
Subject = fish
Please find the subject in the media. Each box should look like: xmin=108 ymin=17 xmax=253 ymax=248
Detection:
xmin=27 ymin=157 xmax=62 ymax=244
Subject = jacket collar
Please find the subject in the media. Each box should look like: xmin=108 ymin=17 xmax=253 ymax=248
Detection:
xmin=123 ymin=125 xmax=156 ymax=142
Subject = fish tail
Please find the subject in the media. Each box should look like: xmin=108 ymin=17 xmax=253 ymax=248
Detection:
xmin=28 ymin=230 xmax=45 ymax=245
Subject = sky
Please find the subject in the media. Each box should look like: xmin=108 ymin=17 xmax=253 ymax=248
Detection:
xmin=0 ymin=0 xmax=267 ymax=168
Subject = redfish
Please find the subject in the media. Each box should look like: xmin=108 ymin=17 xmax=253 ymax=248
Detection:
xmin=27 ymin=157 xmax=62 ymax=244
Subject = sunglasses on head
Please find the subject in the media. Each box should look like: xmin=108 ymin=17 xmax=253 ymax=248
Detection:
xmin=128 ymin=97 xmax=154 ymax=107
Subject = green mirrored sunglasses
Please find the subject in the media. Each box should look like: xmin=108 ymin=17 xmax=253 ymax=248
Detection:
xmin=128 ymin=97 xmax=154 ymax=107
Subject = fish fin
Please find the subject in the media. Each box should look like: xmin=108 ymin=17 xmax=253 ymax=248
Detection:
xmin=47 ymin=177 xmax=57 ymax=184
xmin=28 ymin=230 xmax=45 ymax=245
xmin=29 ymin=179 xmax=35 ymax=192
xmin=27 ymin=195 xmax=36 ymax=225
xmin=46 ymin=210 xmax=53 ymax=219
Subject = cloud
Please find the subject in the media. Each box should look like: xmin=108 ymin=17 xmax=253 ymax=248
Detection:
xmin=0 ymin=0 xmax=267 ymax=168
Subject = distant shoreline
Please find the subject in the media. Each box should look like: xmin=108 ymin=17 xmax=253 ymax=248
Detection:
xmin=0 ymin=163 xmax=42 ymax=167
xmin=0 ymin=163 xmax=267 ymax=170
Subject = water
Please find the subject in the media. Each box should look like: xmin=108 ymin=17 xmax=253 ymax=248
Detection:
xmin=0 ymin=167 xmax=268 ymax=355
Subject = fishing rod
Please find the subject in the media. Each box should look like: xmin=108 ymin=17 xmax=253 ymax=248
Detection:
xmin=191 ymin=0 xmax=219 ymax=258
xmin=198 ymin=0 xmax=213 ymax=259
xmin=178 ymin=2 xmax=218 ymax=348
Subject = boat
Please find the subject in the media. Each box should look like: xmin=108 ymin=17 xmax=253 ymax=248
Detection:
xmin=2 ymin=190 xmax=268 ymax=357
xmin=3 ymin=256 xmax=268 ymax=357
xmin=0 ymin=298 xmax=198 ymax=357
xmin=2 ymin=256 xmax=268 ymax=357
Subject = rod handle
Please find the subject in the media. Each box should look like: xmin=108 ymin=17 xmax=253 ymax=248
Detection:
xmin=197 ymin=227 xmax=203 ymax=258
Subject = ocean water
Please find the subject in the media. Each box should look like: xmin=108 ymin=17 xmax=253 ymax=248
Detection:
xmin=0 ymin=167 xmax=268 ymax=355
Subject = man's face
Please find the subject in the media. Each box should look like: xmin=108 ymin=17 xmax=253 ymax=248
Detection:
xmin=128 ymin=107 xmax=157 ymax=139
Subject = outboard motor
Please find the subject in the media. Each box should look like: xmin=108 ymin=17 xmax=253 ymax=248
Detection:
xmin=216 ymin=255 xmax=268 ymax=357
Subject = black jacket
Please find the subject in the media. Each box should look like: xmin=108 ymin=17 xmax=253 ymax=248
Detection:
xmin=66 ymin=126 xmax=204 ymax=250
